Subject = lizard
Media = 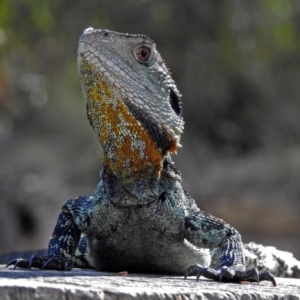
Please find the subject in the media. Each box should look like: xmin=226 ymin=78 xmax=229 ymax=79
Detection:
xmin=7 ymin=28 xmax=276 ymax=286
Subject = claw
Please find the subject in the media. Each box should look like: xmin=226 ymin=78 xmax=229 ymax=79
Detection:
xmin=64 ymin=261 xmax=69 ymax=271
xmin=7 ymin=255 xmax=74 ymax=272
xmin=259 ymin=271 xmax=277 ymax=287
xmin=6 ymin=259 xmax=19 ymax=269
xmin=41 ymin=259 xmax=52 ymax=270
xmin=13 ymin=261 xmax=19 ymax=270
xmin=253 ymin=268 xmax=259 ymax=285
xmin=270 ymin=276 xmax=276 ymax=287
xmin=28 ymin=255 xmax=36 ymax=269
xmin=184 ymin=268 xmax=190 ymax=279
xmin=196 ymin=267 xmax=207 ymax=281
xmin=219 ymin=267 xmax=227 ymax=282
xmin=184 ymin=264 xmax=276 ymax=286
xmin=184 ymin=264 xmax=200 ymax=279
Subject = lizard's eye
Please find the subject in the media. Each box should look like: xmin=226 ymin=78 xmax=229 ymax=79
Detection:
xmin=135 ymin=46 xmax=151 ymax=63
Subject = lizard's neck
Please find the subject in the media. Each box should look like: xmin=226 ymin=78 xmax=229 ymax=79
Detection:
xmin=85 ymin=77 xmax=177 ymax=205
xmin=100 ymin=95 xmax=165 ymax=181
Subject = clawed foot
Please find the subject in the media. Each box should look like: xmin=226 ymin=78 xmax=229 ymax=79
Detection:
xmin=6 ymin=255 xmax=74 ymax=271
xmin=184 ymin=264 xmax=276 ymax=286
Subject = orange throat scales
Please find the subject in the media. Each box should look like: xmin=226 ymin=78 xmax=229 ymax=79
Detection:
xmin=81 ymin=61 xmax=177 ymax=181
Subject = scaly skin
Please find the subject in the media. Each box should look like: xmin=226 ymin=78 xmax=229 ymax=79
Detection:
xmin=7 ymin=28 xmax=276 ymax=286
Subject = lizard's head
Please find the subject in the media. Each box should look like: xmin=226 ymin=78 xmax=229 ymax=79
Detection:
xmin=77 ymin=28 xmax=184 ymax=156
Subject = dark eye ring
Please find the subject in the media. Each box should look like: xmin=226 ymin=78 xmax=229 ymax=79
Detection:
xmin=135 ymin=46 xmax=151 ymax=63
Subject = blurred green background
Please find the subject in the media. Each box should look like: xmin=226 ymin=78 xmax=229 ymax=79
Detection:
xmin=0 ymin=0 xmax=300 ymax=259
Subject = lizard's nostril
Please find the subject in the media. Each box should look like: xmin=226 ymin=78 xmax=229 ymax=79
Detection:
xmin=102 ymin=30 xmax=109 ymax=37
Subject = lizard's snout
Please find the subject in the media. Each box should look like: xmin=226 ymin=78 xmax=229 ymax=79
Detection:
xmin=78 ymin=41 xmax=88 ymax=54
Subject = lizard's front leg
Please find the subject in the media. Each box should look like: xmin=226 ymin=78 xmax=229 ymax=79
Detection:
xmin=184 ymin=211 xmax=276 ymax=286
xmin=7 ymin=196 xmax=92 ymax=271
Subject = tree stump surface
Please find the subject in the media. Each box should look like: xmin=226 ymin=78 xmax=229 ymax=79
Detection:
xmin=0 ymin=265 xmax=299 ymax=300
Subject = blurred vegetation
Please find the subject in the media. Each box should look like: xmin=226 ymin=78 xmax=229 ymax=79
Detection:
xmin=0 ymin=0 xmax=300 ymax=258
